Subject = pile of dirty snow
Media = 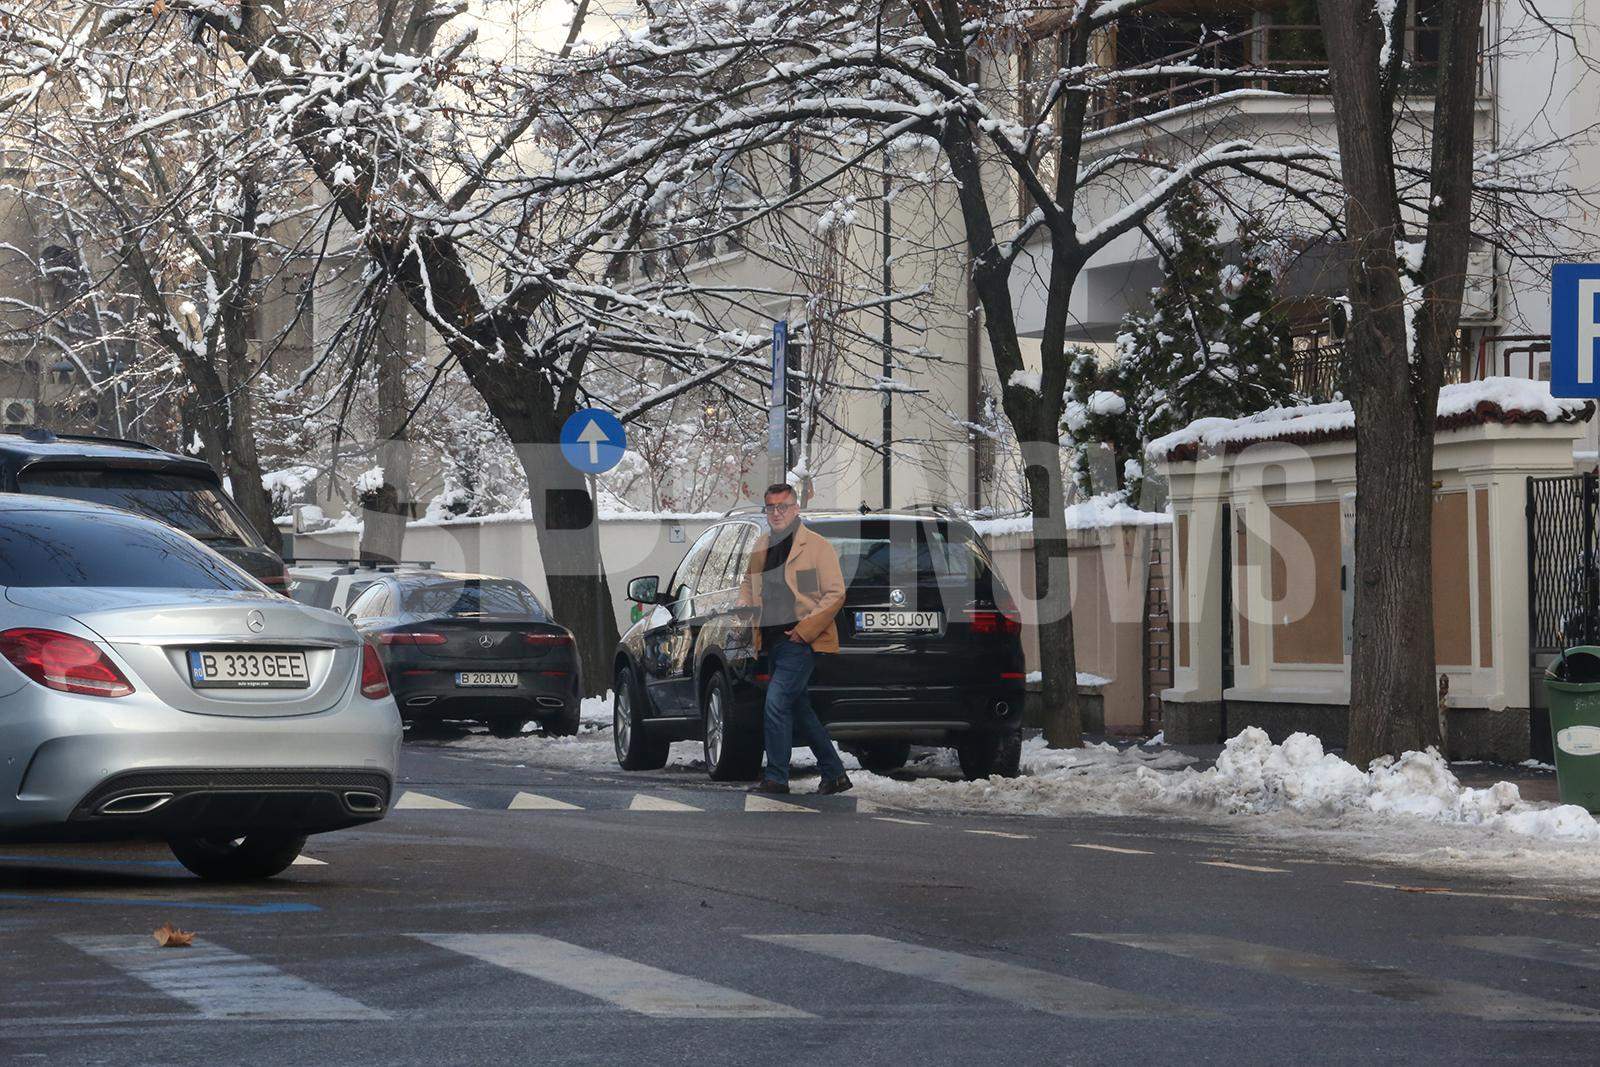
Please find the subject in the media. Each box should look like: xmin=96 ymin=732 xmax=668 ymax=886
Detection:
xmin=851 ymin=728 xmax=1600 ymax=881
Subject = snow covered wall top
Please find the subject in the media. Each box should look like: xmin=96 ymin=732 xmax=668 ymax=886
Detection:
xmin=1148 ymin=378 xmax=1594 ymax=463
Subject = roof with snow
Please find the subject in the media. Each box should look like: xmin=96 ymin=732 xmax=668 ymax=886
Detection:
xmin=1148 ymin=378 xmax=1594 ymax=463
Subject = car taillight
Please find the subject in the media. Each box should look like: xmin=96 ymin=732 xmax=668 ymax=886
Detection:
xmin=261 ymin=566 xmax=290 ymax=594
xmin=360 ymin=642 xmax=391 ymax=699
xmin=0 ymin=628 xmax=134 ymax=698
xmin=524 ymin=632 xmax=575 ymax=647
xmin=377 ymin=632 xmax=448 ymax=645
xmin=968 ymin=609 xmax=1022 ymax=636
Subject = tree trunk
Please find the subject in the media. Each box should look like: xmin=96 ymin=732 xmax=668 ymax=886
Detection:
xmin=1024 ymin=439 xmax=1082 ymax=747
xmin=361 ymin=288 xmax=413 ymax=563
xmin=1320 ymin=0 xmax=1481 ymax=765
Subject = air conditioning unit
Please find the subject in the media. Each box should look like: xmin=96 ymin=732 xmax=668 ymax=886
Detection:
xmin=1 ymin=397 xmax=36 ymax=428
xmin=1460 ymin=247 xmax=1497 ymax=322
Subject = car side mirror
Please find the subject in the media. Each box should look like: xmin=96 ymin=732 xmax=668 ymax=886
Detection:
xmin=627 ymin=576 xmax=661 ymax=605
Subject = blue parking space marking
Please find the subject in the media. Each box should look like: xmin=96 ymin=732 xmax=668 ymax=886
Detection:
xmin=0 ymin=892 xmax=319 ymax=915
xmin=0 ymin=853 xmax=185 ymax=870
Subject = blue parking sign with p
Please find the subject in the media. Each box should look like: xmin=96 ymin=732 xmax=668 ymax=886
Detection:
xmin=1551 ymin=264 xmax=1600 ymax=398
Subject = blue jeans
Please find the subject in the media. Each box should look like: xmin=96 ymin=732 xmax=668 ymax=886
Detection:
xmin=762 ymin=640 xmax=846 ymax=787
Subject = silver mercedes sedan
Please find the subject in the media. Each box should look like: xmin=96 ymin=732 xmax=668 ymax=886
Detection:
xmin=0 ymin=495 xmax=401 ymax=880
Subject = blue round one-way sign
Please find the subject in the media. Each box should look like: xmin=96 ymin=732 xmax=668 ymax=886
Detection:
xmin=560 ymin=408 xmax=627 ymax=474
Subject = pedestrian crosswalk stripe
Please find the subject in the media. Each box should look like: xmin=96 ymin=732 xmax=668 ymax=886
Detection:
xmin=1199 ymin=860 xmax=1287 ymax=874
xmin=1076 ymin=933 xmax=1600 ymax=1023
xmin=1072 ymin=843 xmax=1152 ymax=856
xmin=965 ymin=829 xmax=1032 ymax=840
xmin=629 ymin=794 xmax=702 ymax=812
xmin=412 ymin=933 xmax=811 ymax=1019
xmin=874 ymin=816 xmax=929 ymax=826
xmin=290 ymin=854 xmax=327 ymax=866
xmin=509 ymin=791 xmax=582 ymax=811
xmin=394 ymin=791 xmax=467 ymax=810
xmin=752 ymin=934 xmax=1181 ymax=1018
xmin=1448 ymin=935 xmax=1600 ymax=971
xmin=744 ymin=794 xmax=815 ymax=813
xmin=61 ymin=936 xmax=387 ymax=1021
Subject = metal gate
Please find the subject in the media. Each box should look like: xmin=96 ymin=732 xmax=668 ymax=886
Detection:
xmin=1526 ymin=472 xmax=1599 ymax=761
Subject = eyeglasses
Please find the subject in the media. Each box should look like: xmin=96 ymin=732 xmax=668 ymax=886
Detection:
xmin=763 ymin=502 xmax=797 ymax=514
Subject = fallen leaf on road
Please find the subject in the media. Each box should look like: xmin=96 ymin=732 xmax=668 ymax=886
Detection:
xmin=153 ymin=922 xmax=195 ymax=947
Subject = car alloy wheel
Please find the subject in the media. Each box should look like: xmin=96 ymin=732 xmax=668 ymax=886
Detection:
xmin=614 ymin=686 xmax=632 ymax=760
xmin=705 ymin=685 xmax=725 ymax=768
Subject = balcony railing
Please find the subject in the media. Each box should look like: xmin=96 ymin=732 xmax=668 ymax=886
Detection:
xmin=1088 ymin=23 xmax=1456 ymax=131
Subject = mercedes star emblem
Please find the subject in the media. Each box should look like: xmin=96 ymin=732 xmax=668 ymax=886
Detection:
xmin=478 ymin=634 xmax=494 ymax=648
xmin=246 ymin=609 xmax=266 ymax=633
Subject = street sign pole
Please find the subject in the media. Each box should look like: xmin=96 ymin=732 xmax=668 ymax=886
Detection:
xmin=768 ymin=320 xmax=788 ymax=486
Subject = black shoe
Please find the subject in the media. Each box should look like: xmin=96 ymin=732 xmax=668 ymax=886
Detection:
xmin=750 ymin=778 xmax=790 ymax=794
xmin=816 ymin=774 xmax=853 ymax=795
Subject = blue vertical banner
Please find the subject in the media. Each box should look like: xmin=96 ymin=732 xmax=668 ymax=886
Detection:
xmin=1551 ymin=263 xmax=1600 ymax=398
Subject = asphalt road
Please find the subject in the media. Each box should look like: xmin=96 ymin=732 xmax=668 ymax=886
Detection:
xmin=5 ymin=737 xmax=1600 ymax=1065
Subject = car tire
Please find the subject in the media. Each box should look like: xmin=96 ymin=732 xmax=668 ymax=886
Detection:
xmin=488 ymin=718 xmax=528 ymax=738
xmin=702 ymin=669 xmax=762 ymax=781
xmin=168 ymin=833 xmax=308 ymax=882
xmin=543 ymin=702 xmax=582 ymax=737
xmin=614 ymin=665 xmax=669 ymax=770
xmin=956 ymin=728 xmax=1023 ymax=781
xmin=849 ymin=740 xmax=912 ymax=774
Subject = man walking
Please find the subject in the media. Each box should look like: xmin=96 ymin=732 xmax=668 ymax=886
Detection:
xmin=739 ymin=483 xmax=852 ymax=795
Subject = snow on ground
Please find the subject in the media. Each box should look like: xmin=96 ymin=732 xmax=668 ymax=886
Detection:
xmin=426 ymin=702 xmax=1600 ymax=886
xmin=850 ymin=729 xmax=1600 ymax=885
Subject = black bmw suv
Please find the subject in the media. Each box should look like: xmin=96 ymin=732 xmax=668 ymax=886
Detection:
xmin=0 ymin=430 xmax=287 ymax=590
xmin=612 ymin=511 xmax=1025 ymax=781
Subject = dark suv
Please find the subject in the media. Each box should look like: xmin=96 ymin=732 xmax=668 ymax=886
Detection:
xmin=0 ymin=430 xmax=286 ymax=590
xmin=611 ymin=511 xmax=1025 ymax=781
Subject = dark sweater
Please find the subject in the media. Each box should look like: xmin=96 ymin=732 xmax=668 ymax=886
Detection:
xmin=759 ymin=527 xmax=798 ymax=650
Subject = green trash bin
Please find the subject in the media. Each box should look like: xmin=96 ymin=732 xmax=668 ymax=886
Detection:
xmin=1542 ymin=646 xmax=1600 ymax=813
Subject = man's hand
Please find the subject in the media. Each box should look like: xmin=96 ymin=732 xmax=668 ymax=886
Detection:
xmin=785 ymin=629 xmax=807 ymax=643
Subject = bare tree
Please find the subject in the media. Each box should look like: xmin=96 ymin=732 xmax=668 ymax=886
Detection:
xmin=1318 ymin=0 xmax=1483 ymax=763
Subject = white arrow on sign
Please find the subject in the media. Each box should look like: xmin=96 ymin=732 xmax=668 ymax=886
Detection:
xmin=576 ymin=417 xmax=611 ymax=465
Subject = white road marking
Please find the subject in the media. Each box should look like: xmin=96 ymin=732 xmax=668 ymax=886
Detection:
xmin=290 ymin=855 xmax=327 ymax=866
xmin=873 ymin=816 xmax=929 ymax=826
xmin=394 ymin=791 xmax=468 ymax=811
xmin=62 ymin=936 xmax=387 ymax=1021
xmin=1071 ymin=843 xmax=1153 ymax=856
xmin=509 ymin=791 xmax=582 ymax=811
xmin=1077 ymin=933 xmax=1600 ymax=1023
xmin=753 ymin=934 xmax=1181 ymax=1018
xmin=744 ymin=794 xmax=815 ymax=813
xmin=1347 ymin=880 xmax=1551 ymax=902
xmin=413 ymin=933 xmax=810 ymax=1019
xmin=965 ymin=830 xmax=1033 ymax=840
xmin=1199 ymin=860 xmax=1287 ymax=874
xmin=1448 ymin=935 xmax=1600 ymax=970
xmin=629 ymin=794 xmax=702 ymax=812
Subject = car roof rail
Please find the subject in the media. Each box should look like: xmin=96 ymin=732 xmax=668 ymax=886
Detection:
xmin=284 ymin=556 xmax=436 ymax=569
xmin=872 ymin=502 xmax=964 ymax=517
xmin=719 ymin=504 xmax=768 ymax=518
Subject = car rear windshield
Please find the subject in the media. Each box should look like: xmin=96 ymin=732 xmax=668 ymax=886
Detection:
xmin=401 ymin=578 xmax=547 ymax=619
xmin=815 ymin=520 xmax=993 ymax=586
xmin=16 ymin=467 xmax=265 ymax=548
xmin=286 ymin=574 xmax=337 ymax=610
xmin=0 ymin=510 xmax=257 ymax=589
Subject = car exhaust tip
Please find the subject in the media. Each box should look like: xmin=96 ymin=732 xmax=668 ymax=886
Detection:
xmin=406 ymin=695 xmax=437 ymax=707
xmin=535 ymin=695 xmax=565 ymax=709
xmin=344 ymin=791 xmax=384 ymax=814
xmin=98 ymin=792 xmax=174 ymax=816
xmin=993 ymin=701 xmax=1011 ymax=718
